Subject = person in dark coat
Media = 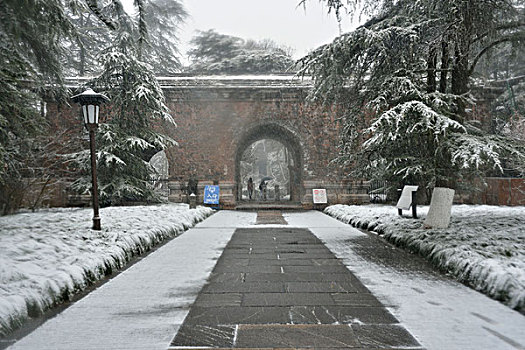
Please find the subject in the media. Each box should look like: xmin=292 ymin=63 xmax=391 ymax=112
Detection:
xmin=259 ymin=179 xmax=267 ymax=200
xmin=247 ymin=177 xmax=254 ymax=200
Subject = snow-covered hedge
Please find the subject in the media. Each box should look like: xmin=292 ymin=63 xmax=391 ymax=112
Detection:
xmin=325 ymin=204 xmax=525 ymax=314
xmin=0 ymin=204 xmax=213 ymax=337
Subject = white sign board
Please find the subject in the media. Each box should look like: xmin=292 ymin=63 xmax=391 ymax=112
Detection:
xmin=396 ymin=185 xmax=419 ymax=210
xmin=312 ymin=189 xmax=327 ymax=204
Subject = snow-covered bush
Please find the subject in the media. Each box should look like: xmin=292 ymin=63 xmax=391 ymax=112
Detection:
xmin=325 ymin=204 xmax=525 ymax=314
xmin=0 ymin=204 xmax=213 ymax=336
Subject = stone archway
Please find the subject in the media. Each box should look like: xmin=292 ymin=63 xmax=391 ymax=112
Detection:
xmin=234 ymin=123 xmax=303 ymax=202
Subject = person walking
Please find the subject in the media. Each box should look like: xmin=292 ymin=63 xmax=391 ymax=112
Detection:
xmin=247 ymin=177 xmax=254 ymax=200
xmin=259 ymin=179 xmax=267 ymax=200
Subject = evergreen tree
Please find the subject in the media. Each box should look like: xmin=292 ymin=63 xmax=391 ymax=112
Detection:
xmin=475 ymin=40 xmax=525 ymax=151
xmin=144 ymin=0 xmax=187 ymax=74
xmin=64 ymin=0 xmax=187 ymax=76
xmin=187 ymin=29 xmax=295 ymax=74
xmin=1 ymin=0 xmax=185 ymax=212
xmin=68 ymin=26 xmax=177 ymax=206
xmin=63 ymin=2 xmax=114 ymax=76
xmin=0 ymin=0 xmax=79 ymax=212
xmin=299 ymin=0 xmax=525 ymax=194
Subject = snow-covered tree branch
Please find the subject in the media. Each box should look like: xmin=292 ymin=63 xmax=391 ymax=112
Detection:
xmin=300 ymin=0 xmax=525 ymax=195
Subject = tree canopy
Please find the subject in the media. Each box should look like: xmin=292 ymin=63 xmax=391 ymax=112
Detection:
xmin=300 ymin=0 xmax=525 ymax=194
xmin=1 ymin=0 xmax=185 ymax=212
xmin=186 ymin=29 xmax=296 ymax=74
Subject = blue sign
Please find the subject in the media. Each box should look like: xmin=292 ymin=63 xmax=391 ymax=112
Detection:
xmin=204 ymin=185 xmax=220 ymax=204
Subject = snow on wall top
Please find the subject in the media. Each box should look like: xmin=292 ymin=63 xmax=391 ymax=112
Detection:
xmin=65 ymin=74 xmax=313 ymax=90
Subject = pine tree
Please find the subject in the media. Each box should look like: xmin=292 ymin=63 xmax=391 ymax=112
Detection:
xmin=65 ymin=0 xmax=187 ymax=76
xmin=63 ymin=2 xmax=114 ymax=76
xmin=68 ymin=31 xmax=177 ymax=205
xmin=0 ymin=0 xmax=79 ymax=212
xmin=1 ymin=0 xmax=185 ymax=212
xmin=299 ymin=0 xmax=525 ymax=194
xmin=187 ymin=29 xmax=295 ymax=74
xmin=65 ymin=0 xmax=183 ymax=205
xmin=144 ymin=0 xmax=187 ymax=74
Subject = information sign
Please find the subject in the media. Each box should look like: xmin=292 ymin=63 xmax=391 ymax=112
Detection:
xmin=312 ymin=189 xmax=327 ymax=204
xmin=396 ymin=185 xmax=419 ymax=210
xmin=204 ymin=185 xmax=220 ymax=205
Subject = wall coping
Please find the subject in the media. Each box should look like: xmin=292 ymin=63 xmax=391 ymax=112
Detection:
xmin=65 ymin=74 xmax=313 ymax=90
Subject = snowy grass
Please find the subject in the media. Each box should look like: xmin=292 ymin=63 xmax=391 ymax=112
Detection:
xmin=324 ymin=204 xmax=525 ymax=314
xmin=0 ymin=204 xmax=213 ymax=337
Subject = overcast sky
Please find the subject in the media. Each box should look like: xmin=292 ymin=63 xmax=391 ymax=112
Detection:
xmin=124 ymin=0 xmax=360 ymax=63
xmin=178 ymin=0 xmax=358 ymax=62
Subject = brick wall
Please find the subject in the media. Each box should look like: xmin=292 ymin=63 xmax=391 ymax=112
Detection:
xmin=162 ymin=80 xmax=367 ymax=207
xmin=44 ymin=77 xmax=524 ymax=209
xmin=455 ymin=177 xmax=525 ymax=206
xmin=41 ymin=76 xmax=371 ymax=208
xmin=484 ymin=178 xmax=525 ymax=206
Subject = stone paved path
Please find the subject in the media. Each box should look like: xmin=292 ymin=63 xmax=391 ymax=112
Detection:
xmin=170 ymin=223 xmax=422 ymax=348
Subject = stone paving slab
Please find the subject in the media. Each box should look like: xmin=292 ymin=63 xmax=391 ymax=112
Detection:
xmin=178 ymin=306 xmax=291 ymax=325
xmin=284 ymin=281 xmax=365 ymax=293
xmin=234 ymin=324 xmax=360 ymax=348
xmin=256 ymin=211 xmax=288 ymax=225
xmin=282 ymin=265 xmax=350 ymax=273
xmin=170 ymin=227 xmax=423 ymax=349
xmin=193 ymin=293 xmax=243 ymax=307
xmin=288 ymin=306 xmax=398 ymax=324
xmin=242 ymin=292 xmax=336 ymax=306
xmin=213 ymin=265 xmax=283 ymax=273
xmin=202 ymin=282 xmax=286 ymax=293
xmin=243 ymin=272 xmax=360 ymax=282
xmin=247 ymin=258 xmax=323 ymax=266
xmin=172 ymin=324 xmax=236 ymax=348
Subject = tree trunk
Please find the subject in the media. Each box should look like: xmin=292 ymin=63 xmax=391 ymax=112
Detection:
xmin=450 ymin=0 xmax=474 ymax=119
xmin=451 ymin=42 xmax=470 ymax=121
xmin=451 ymin=48 xmax=470 ymax=96
xmin=79 ymin=46 xmax=86 ymax=76
xmin=427 ymin=46 xmax=437 ymax=92
xmin=439 ymin=41 xmax=449 ymax=93
xmin=78 ymin=14 xmax=86 ymax=76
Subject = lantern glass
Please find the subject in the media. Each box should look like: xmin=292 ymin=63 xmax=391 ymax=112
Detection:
xmin=82 ymin=104 xmax=100 ymax=125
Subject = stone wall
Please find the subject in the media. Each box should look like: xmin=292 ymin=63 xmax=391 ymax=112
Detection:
xmin=454 ymin=177 xmax=525 ymax=206
xmin=484 ymin=178 xmax=525 ymax=206
xmin=41 ymin=76 xmax=523 ymax=209
xmin=160 ymin=76 xmax=369 ymax=208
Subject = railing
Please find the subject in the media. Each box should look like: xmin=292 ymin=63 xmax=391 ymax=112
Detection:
xmin=368 ymin=180 xmax=389 ymax=203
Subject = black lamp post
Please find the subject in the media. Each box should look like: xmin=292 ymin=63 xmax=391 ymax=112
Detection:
xmin=72 ymin=88 xmax=109 ymax=230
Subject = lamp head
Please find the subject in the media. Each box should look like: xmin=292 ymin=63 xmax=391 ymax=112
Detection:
xmin=71 ymin=88 xmax=109 ymax=126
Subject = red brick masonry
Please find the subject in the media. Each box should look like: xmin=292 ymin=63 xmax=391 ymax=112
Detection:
xmin=484 ymin=177 xmax=525 ymax=206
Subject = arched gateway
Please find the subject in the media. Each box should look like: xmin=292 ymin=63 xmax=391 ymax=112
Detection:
xmin=161 ymin=75 xmax=368 ymax=208
xmin=234 ymin=122 xmax=303 ymax=203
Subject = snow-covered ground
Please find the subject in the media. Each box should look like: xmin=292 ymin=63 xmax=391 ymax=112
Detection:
xmin=285 ymin=211 xmax=525 ymax=350
xmin=6 ymin=211 xmax=256 ymax=350
xmin=324 ymin=204 xmax=525 ymax=314
xmin=4 ymin=210 xmax=525 ymax=349
xmin=0 ymin=204 xmax=213 ymax=337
